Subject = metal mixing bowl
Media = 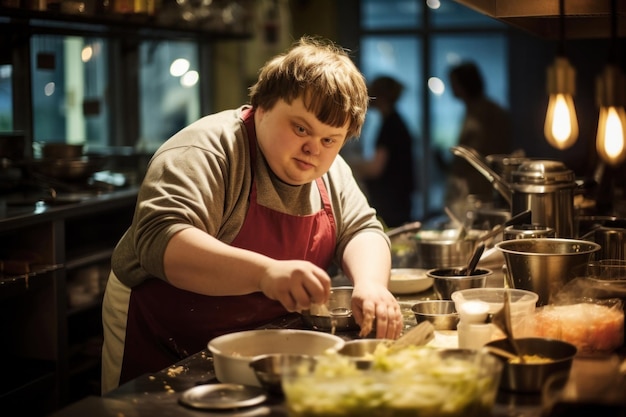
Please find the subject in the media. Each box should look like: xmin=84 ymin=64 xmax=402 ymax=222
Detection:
xmin=301 ymin=286 xmax=359 ymax=332
xmin=337 ymin=339 xmax=393 ymax=369
xmin=484 ymin=337 xmax=577 ymax=393
xmin=428 ymin=267 xmax=492 ymax=300
xmin=411 ymin=300 xmax=459 ymax=330
xmin=249 ymin=353 xmax=316 ymax=395
xmin=496 ymin=238 xmax=601 ymax=305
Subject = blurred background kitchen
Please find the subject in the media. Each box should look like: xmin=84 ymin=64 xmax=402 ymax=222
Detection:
xmin=1 ymin=0 xmax=626 ymax=414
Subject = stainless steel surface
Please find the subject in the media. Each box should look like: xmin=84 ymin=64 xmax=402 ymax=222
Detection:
xmin=453 ymin=0 xmax=626 ymax=39
xmin=496 ymin=238 xmax=601 ymax=306
xmin=178 ymin=383 xmax=267 ymax=410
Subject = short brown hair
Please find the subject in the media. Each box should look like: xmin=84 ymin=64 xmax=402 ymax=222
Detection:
xmin=249 ymin=36 xmax=369 ymax=140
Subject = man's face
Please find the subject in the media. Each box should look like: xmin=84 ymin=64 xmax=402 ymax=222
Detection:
xmin=255 ymin=97 xmax=349 ymax=186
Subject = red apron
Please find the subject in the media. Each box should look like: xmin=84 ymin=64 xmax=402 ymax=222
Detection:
xmin=119 ymin=108 xmax=337 ymax=385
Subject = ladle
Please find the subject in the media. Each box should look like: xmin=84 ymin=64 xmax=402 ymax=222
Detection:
xmin=464 ymin=242 xmax=485 ymax=276
xmin=490 ymin=289 xmax=525 ymax=363
xmin=483 ymin=345 xmax=520 ymax=361
xmin=474 ymin=209 xmax=532 ymax=245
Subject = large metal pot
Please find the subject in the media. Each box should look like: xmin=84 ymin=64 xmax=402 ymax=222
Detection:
xmin=496 ymin=238 xmax=601 ymax=306
xmin=451 ymin=145 xmax=576 ymax=238
xmin=413 ymin=229 xmax=480 ymax=269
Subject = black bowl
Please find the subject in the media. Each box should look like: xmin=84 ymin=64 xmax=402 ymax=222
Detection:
xmin=484 ymin=337 xmax=577 ymax=393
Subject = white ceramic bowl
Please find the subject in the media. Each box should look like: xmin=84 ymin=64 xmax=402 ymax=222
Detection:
xmin=208 ymin=329 xmax=345 ymax=387
xmin=389 ymin=268 xmax=433 ymax=295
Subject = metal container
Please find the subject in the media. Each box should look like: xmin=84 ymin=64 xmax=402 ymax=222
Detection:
xmin=581 ymin=226 xmax=626 ymax=261
xmin=387 ymin=221 xmax=421 ymax=268
xmin=510 ymin=160 xmax=576 ymax=238
xmin=337 ymin=339 xmax=392 ymax=369
xmin=484 ymin=337 xmax=577 ymax=393
xmin=411 ymin=300 xmax=460 ymax=330
xmin=427 ymin=267 xmax=492 ymax=300
xmin=496 ymin=238 xmax=601 ymax=306
xmin=503 ymin=224 xmax=556 ymax=240
xmin=413 ymin=229 xmax=482 ymax=269
xmin=249 ymin=353 xmax=316 ymax=395
xmin=301 ymin=287 xmax=359 ymax=332
xmin=450 ymin=146 xmax=578 ymax=238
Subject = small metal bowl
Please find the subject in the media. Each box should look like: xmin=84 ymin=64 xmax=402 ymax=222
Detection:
xmin=484 ymin=337 xmax=577 ymax=393
xmin=249 ymin=353 xmax=316 ymax=395
xmin=301 ymin=286 xmax=359 ymax=332
xmin=411 ymin=300 xmax=459 ymax=330
xmin=428 ymin=268 xmax=491 ymax=300
xmin=337 ymin=339 xmax=392 ymax=369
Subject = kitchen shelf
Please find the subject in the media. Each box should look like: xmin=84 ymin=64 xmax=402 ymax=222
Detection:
xmin=0 ymin=5 xmax=253 ymax=40
xmin=0 ymin=265 xmax=61 ymax=300
xmin=0 ymin=188 xmax=137 ymax=414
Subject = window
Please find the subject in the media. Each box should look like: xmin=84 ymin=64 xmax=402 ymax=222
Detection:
xmin=137 ymin=40 xmax=201 ymax=153
xmin=0 ymin=64 xmax=12 ymax=132
xmin=353 ymin=0 xmax=509 ymax=220
xmin=31 ymin=35 xmax=110 ymax=148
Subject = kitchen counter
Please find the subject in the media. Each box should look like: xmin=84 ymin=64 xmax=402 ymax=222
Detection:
xmin=0 ymin=186 xmax=140 ymax=230
xmin=48 ymin=309 xmax=626 ymax=417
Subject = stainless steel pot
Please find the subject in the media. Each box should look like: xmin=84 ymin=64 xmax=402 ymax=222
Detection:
xmin=451 ymin=145 xmax=576 ymax=238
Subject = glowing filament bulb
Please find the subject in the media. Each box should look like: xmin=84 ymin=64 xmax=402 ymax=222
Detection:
xmin=545 ymin=93 xmax=578 ymax=150
xmin=596 ymin=106 xmax=626 ymax=166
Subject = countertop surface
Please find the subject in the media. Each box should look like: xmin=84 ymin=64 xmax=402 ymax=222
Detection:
xmin=48 ymin=308 xmax=626 ymax=417
xmin=46 ymin=234 xmax=626 ymax=417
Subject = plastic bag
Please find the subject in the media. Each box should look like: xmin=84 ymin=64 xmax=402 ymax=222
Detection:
xmin=522 ymin=277 xmax=625 ymax=354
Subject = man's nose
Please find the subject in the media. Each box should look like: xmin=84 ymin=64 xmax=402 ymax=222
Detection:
xmin=303 ymin=139 xmax=320 ymax=155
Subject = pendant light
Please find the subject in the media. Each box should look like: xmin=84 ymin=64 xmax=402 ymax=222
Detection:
xmin=544 ymin=0 xmax=579 ymax=150
xmin=595 ymin=0 xmax=626 ymax=167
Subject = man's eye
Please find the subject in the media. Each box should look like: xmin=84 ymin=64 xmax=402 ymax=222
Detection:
xmin=295 ymin=125 xmax=307 ymax=135
xmin=322 ymin=138 xmax=337 ymax=146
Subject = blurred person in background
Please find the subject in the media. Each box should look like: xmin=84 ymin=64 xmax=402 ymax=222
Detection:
xmin=443 ymin=61 xmax=512 ymax=214
xmin=350 ymin=76 xmax=416 ymax=228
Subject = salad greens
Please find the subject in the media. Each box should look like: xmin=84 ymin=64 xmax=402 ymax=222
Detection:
xmin=282 ymin=345 xmax=502 ymax=417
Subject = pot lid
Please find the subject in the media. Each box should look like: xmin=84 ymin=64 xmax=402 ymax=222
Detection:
xmin=512 ymin=160 xmax=575 ymax=185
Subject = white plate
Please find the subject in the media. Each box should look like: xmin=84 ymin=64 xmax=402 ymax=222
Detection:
xmin=389 ymin=268 xmax=433 ymax=295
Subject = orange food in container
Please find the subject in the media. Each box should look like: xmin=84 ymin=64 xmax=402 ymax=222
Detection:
xmin=527 ymin=302 xmax=624 ymax=354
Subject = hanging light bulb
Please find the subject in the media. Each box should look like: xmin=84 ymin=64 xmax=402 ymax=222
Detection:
xmin=594 ymin=0 xmax=626 ymax=167
xmin=544 ymin=0 xmax=578 ymax=150
xmin=544 ymin=57 xmax=579 ymax=149
xmin=596 ymin=67 xmax=626 ymax=166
